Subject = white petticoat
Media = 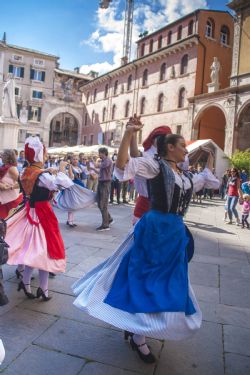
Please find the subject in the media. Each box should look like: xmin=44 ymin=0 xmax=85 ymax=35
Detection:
xmin=72 ymin=229 xmax=202 ymax=341
xmin=54 ymin=184 xmax=96 ymax=211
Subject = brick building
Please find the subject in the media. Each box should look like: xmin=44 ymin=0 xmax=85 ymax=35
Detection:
xmin=80 ymin=9 xmax=233 ymax=148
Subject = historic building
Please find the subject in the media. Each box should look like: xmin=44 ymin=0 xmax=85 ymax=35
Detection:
xmin=80 ymin=9 xmax=234 ymax=148
xmin=0 ymin=35 xmax=91 ymax=149
xmin=188 ymin=1 xmax=250 ymax=155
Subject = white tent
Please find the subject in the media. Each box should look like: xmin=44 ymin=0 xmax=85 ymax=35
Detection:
xmin=47 ymin=144 xmax=116 ymax=156
xmin=186 ymin=139 xmax=229 ymax=180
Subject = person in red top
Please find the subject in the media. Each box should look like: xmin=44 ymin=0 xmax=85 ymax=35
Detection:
xmin=226 ymin=167 xmax=243 ymax=225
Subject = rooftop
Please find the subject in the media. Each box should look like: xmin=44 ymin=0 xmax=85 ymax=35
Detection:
xmin=54 ymin=68 xmax=93 ymax=81
xmin=0 ymin=41 xmax=59 ymax=59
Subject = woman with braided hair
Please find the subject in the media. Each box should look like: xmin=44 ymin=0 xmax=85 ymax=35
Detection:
xmin=73 ymin=116 xmax=220 ymax=364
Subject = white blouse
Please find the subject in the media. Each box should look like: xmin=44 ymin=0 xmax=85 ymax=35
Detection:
xmin=38 ymin=172 xmax=74 ymax=191
xmin=115 ymin=157 xmax=220 ymax=193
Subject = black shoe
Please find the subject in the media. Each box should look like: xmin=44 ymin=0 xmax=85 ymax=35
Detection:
xmin=96 ymin=225 xmax=110 ymax=231
xmin=49 ymin=272 xmax=56 ymax=278
xmin=124 ymin=330 xmax=132 ymax=340
xmin=36 ymin=287 xmax=52 ymax=301
xmin=123 ymin=200 xmax=129 ymax=204
xmin=130 ymin=335 xmax=156 ymax=364
xmin=15 ymin=268 xmax=23 ymax=279
xmin=67 ymin=221 xmax=77 ymax=228
xmin=17 ymin=281 xmax=36 ymax=299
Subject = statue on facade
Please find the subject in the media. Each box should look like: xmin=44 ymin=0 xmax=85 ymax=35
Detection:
xmin=19 ymin=103 xmax=28 ymax=124
xmin=210 ymin=57 xmax=220 ymax=85
xmin=1 ymin=73 xmax=17 ymax=120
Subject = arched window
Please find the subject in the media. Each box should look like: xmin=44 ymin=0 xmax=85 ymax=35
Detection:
xmin=180 ymin=54 xmax=188 ymax=75
xmin=91 ymin=110 xmax=95 ymax=124
xmin=178 ymin=88 xmax=186 ymax=108
xmin=157 ymin=93 xmax=164 ymax=112
xmin=141 ymin=43 xmax=145 ymax=57
xmin=220 ymin=25 xmax=230 ymax=45
xmin=93 ymin=88 xmax=97 ymax=102
xmin=114 ymin=80 xmax=118 ymax=95
xmin=127 ymin=74 xmax=132 ymax=91
xmin=86 ymin=92 xmax=90 ymax=105
xmin=124 ymin=101 xmax=130 ymax=118
xmin=104 ymin=83 xmax=109 ymax=99
xmin=140 ymin=97 xmax=146 ymax=115
xmin=177 ymin=25 xmax=183 ymax=40
xmin=158 ymin=35 xmax=163 ymax=49
xmin=188 ymin=20 xmax=194 ymax=35
xmin=149 ymin=39 xmax=154 ymax=53
xmin=142 ymin=69 xmax=148 ymax=86
xmin=167 ymin=30 xmax=172 ymax=45
xmin=160 ymin=63 xmax=166 ymax=81
xmin=111 ymin=104 xmax=116 ymax=120
xmin=102 ymin=107 xmax=106 ymax=122
xmin=205 ymin=18 xmax=215 ymax=38
xmin=84 ymin=112 xmax=88 ymax=126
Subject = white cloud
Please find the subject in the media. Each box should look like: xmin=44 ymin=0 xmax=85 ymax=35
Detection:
xmin=80 ymin=0 xmax=208 ymax=76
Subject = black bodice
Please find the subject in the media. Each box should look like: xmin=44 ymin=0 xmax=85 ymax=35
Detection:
xmin=29 ymin=172 xmax=52 ymax=207
xmin=148 ymin=166 xmax=193 ymax=216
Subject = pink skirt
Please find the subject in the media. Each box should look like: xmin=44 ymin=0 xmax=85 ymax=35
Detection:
xmin=6 ymin=206 xmax=66 ymax=273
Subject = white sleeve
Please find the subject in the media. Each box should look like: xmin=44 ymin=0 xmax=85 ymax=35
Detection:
xmin=192 ymin=168 xmax=220 ymax=192
xmin=38 ymin=172 xmax=74 ymax=191
xmin=114 ymin=157 xmax=159 ymax=181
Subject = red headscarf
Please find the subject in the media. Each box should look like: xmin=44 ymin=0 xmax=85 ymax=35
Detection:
xmin=142 ymin=126 xmax=172 ymax=151
xmin=24 ymin=136 xmax=45 ymax=164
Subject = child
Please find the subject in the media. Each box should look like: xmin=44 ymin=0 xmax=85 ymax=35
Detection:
xmin=240 ymin=194 xmax=250 ymax=229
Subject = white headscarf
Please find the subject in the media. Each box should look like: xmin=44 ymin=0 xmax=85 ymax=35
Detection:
xmin=25 ymin=136 xmax=44 ymax=163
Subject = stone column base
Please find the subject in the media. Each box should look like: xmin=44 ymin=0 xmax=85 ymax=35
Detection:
xmin=0 ymin=120 xmax=19 ymax=150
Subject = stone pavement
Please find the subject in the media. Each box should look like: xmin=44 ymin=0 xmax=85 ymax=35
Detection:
xmin=0 ymin=198 xmax=249 ymax=375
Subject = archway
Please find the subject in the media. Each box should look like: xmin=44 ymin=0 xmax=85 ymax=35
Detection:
xmin=236 ymin=103 xmax=250 ymax=151
xmin=193 ymin=105 xmax=226 ymax=150
xmin=49 ymin=112 xmax=78 ymax=147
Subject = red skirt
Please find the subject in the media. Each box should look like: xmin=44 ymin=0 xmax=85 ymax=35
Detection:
xmin=134 ymin=196 xmax=150 ymax=219
xmin=27 ymin=201 xmax=65 ymax=260
xmin=0 ymin=194 xmax=23 ymax=219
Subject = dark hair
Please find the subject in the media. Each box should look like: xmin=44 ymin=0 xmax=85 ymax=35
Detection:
xmin=98 ymin=147 xmax=108 ymax=156
xmin=231 ymin=167 xmax=240 ymax=178
xmin=156 ymin=134 xmax=184 ymax=158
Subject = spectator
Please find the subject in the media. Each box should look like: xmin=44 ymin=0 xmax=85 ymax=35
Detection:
xmin=221 ymin=169 xmax=231 ymax=199
xmin=240 ymin=169 xmax=248 ymax=183
xmin=96 ymin=147 xmax=113 ymax=231
xmin=79 ymin=153 xmax=89 ymax=186
xmin=17 ymin=150 xmax=25 ymax=172
xmin=87 ymin=156 xmax=99 ymax=192
xmin=226 ymin=167 xmax=242 ymax=225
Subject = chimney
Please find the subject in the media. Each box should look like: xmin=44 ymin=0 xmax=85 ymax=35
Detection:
xmin=74 ymin=67 xmax=80 ymax=74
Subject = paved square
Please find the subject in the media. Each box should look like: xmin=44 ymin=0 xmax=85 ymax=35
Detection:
xmin=0 ymin=199 xmax=250 ymax=374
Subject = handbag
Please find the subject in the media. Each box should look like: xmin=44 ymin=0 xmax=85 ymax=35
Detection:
xmin=0 ymin=219 xmax=8 ymax=265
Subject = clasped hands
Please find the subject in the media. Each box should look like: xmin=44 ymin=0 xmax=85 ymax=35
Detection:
xmin=126 ymin=114 xmax=143 ymax=133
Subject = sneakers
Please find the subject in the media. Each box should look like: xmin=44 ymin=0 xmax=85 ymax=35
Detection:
xmin=109 ymin=218 xmax=115 ymax=225
xmin=96 ymin=225 xmax=110 ymax=231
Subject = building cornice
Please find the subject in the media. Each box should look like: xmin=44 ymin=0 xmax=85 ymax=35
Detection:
xmin=80 ymin=35 xmax=199 ymax=90
xmin=227 ymin=0 xmax=250 ymax=12
xmin=188 ymin=83 xmax=250 ymax=102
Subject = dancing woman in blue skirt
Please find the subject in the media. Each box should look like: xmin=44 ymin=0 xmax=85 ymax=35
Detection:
xmin=73 ymin=117 xmax=220 ymax=364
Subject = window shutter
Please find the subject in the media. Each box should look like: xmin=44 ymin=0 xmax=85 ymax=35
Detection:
xmin=28 ymin=106 xmax=32 ymax=120
xmin=30 ymin=69 xmax=35 ymax=80
xmin=9 ymin=65 xmax=13 ymax=73
xmin=41 ymin=71 xmax=45 ymax=81
xmin=20 ymin=67 xmax=24 ymax=78
xmin=38 ymin=107 xmax=42 ymax=122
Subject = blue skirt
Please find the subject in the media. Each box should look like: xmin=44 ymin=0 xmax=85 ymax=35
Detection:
xmin=104 ymin=210 xmax=195 ymax=315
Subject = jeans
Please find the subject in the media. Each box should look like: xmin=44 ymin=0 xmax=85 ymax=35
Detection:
xmin=110 ymin=179 xmax=121 ymax=203
xmin=97 ymin=181 xmax=112 ymax=227
xmin=227 ymin=196 xmax=239 ymax=221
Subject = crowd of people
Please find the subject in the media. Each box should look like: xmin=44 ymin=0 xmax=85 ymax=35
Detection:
xmin=0 ymin=116 xmax=248 ymax=366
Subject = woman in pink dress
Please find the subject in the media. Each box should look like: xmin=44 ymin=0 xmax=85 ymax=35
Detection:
xmin=0 ymin=149 xmax=23 ymax=219
xmin=5 ymin=137 xmax=72 ymax=301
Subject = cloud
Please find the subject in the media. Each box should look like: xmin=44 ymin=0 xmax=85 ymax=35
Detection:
xmin=80 ymin=0 xmax=207 ymax=76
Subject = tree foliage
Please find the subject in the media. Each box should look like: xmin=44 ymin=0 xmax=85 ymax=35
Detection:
xmin=229 ymin=150 xmax=250 ymax=174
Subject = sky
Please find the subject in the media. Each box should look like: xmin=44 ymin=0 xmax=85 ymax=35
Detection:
xmin=0 ymin=0 xmax=231 ymax=75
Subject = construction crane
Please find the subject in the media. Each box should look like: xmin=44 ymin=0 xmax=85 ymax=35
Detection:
xmin=99 ymin=0 xmax=134 ymax=65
